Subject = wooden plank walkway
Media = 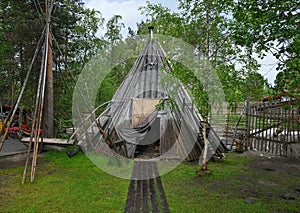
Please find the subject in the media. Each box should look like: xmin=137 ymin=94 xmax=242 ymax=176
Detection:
xmin=124 ymin=161 xmax=170 ymax=213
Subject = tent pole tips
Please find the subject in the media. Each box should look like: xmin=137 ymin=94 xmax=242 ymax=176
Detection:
xmin=148 ymin=26 xmax=154 ymax=40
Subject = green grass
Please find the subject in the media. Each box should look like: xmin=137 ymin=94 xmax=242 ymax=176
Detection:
xmin=0 ymin=152 xmax=129 ymax=212
xmin=1 ymin=152 xmax=299 ymax=212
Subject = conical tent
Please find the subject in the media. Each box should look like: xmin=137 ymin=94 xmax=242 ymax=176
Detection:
xmin=76 ymin=32 xmax=227 ymax=162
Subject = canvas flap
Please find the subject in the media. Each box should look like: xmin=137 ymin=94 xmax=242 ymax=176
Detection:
xmin=132 ymin=98 xmax=161 ymax=127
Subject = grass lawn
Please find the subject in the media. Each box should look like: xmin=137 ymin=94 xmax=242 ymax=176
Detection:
xmin=1 ymin=151 xmax=299 ymax=212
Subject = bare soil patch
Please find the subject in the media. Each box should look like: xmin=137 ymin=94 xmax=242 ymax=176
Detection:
xmin=235 ymin=151 xmax=300 ymax=203
xmin=0 ymin=152 xmax=46 ymax=170
xmin=240 ymin=150 xmax=300 ymax=176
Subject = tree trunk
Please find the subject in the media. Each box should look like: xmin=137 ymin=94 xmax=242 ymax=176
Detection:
xmin=202 ymin=122 xmax=208 ymax=170
xmin=43 ymin=0 xmax=54 ymax=137
xmin=202 ymin=0 xmax=211 ymax=171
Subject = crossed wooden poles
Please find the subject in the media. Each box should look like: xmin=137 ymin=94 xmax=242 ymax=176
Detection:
xmin=0 ymin=0 xmax=97 ymax=184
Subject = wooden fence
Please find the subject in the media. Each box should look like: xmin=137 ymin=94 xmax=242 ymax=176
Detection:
xmin=220 ymin=103 xmax=247 ymax=149
xmin=221 ymin=100 xmax=300 ymax=157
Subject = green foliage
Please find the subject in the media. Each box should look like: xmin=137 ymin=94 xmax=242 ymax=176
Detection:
xmin=53 ymin=117 xmax=73 ymax=138
xmin=139 ymin=0 xmax=269 ymax=116
xmin=96 ymin=68 xmax=124 ymax=104
xmin=243 ymin=72 xmax=270 ymax=101
xmin=95 ymin=52 xmax=135 ymax=106
xmin=105 ymin=15 xmax=125 ymax=43
xmin=140 ymin=1 xmax=184 ymax=38
xmin=0 ymin=22 xmax=13 ymax=100
xmin=0 ymin=0 xmax=44 ymax=104
xmin=0 ymin=0 xmax=108 ymax=134
xmin=232 ymin=0 xmax=300 ymax=100
xmin=2 ymin=0 xmax=297 ymax=135
xmin=155 ymin=98 xmax=178 ymax=112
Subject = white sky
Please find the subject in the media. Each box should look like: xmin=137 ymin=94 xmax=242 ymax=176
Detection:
xmin=83 ymin=0 xmax=278 ymax=85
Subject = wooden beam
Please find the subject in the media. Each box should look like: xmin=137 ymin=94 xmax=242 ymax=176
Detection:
xmin=21 ymin=137 xmax=74 ymax=145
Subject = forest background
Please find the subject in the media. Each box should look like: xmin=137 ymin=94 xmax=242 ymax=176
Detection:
xmin=0 ymin=0 xmax=298 ymax=136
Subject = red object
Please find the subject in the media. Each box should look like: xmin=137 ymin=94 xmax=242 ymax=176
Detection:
xmin=4 ymin=124 xmax=42 ymax=137
xmin=3 ymin=127 xmax=20 ymax=137
xmin=21 ymin=124 xmax=31 ymax=133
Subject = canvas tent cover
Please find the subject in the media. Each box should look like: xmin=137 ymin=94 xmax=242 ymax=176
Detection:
xmin=74 ymin=36 xmax=227 ymax=161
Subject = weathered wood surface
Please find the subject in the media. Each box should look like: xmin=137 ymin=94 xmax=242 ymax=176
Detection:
xmin=21 ymin=137 xmax=74 ymax=145
xmin=222 ymin=100 xmax=300 ymax=157
xmin=124 ymin=161 xmax=170 ymax=213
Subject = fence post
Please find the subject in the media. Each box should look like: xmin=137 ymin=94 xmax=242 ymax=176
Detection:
xmin=225 ymin=111 xmax=229 ymax=146
xmin=244 ymin=98 xmax=251 ymax=151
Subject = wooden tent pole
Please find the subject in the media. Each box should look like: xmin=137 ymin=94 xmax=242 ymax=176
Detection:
xmin=22 ymin=37 xmax=48 ymax=184
xmin=30 ymin=0 xmax=51 ymax=183
xmin=0 ymin=28 xmax=45 ymax=152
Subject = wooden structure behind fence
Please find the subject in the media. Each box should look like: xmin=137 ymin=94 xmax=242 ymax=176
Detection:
xmin=245 ymin=100 xmax=300 ymax=157
xmin=221 ymin=100 xmax=300 ymax=157
xmin=221 ymin=103 xmax=247 ymax=148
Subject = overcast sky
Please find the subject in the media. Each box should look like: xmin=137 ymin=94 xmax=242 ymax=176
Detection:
xmin=83 ymin=0 xmax=277 ymax=85
xmin=84 ymin=0 xmax=178 ymax=35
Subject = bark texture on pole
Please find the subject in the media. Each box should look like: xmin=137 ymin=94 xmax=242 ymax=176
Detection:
xmin=43 ymin=0 xmax=54 ymax=137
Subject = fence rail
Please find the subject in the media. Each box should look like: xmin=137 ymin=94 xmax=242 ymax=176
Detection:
xmin=221 ymin=100 xmax=300 ymax=157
